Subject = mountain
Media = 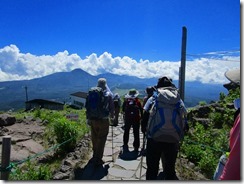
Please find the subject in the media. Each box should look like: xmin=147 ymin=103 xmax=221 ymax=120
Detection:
xmin=0 ymin=69 xmax=228 ymax=111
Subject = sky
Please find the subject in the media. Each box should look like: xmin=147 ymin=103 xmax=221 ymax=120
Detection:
xmin=0 ymin=0 xmax=241 ymax=84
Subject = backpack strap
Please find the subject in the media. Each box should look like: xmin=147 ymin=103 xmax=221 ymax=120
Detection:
xmin=150 ymin=106 xmax=165 ymax=136
xmin=149 ymin=100 xmax=182 ymax=137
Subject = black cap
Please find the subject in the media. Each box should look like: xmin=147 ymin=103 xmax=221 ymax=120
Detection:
xmin=157 ymin=76 xmax=173 ymax=88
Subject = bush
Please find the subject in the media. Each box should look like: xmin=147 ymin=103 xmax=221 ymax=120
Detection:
xmin=10 ymin=160 xmax=52 ymax=180
xmin=181 ymin=87 xmax=240 ymax=179
xmin=197 ymin=149 xmax=218 ymax=178
xmin=53 ymin=117 xmax=82 ymax=153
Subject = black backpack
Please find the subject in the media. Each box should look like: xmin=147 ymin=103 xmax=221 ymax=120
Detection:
xmin=85 ymin=87 xmax=109 ymax=120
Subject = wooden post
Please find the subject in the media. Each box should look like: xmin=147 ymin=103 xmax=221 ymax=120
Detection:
xmin=1 ymin=136 xmax=11 ymax=180
xmin=179 ymin=26 xmax=187 ymax=102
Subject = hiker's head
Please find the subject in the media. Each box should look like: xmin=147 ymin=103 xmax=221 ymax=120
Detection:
xmin=126 ymin=89 xmax=139 ymax=98
xmin=145 ymin=86 xmax=154 ymax=96
xmin=157 ymin=76 xmax=173 ymax=88
xmin=97 ymin=78 xmax=107 ymax=90
xmin=225 ymin=68 xmax=240 ymax=85
xmin=114 ymin=93 xmax=120 ymax=99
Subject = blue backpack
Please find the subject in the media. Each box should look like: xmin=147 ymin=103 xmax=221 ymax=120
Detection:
xmin=147 ymin=87 xmax=187 ymax=143
xmin=85 ymin=87 xmax=109 ymax=120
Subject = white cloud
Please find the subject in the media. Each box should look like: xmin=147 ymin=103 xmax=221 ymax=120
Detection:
xmin=0 ymin=45 xmax=240 ymax=84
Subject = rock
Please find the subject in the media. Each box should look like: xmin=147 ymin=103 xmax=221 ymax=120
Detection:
xmin=53 ymin=172 xmax=70 ymax=180
xmin=0 ymin=114 xmax=16 ymax=126
xmin=16 ymin=139 xmax=45 ymax=154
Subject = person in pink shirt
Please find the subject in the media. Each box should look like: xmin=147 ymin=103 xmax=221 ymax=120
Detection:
xmin=219 ymin=68 xmax=240 ymax=180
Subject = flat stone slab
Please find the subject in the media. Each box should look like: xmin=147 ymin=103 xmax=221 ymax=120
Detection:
xmin=108 ymin=167 xmax=135 ymax=178
xmin=114 ymin=158 xmax=141 ymax=170
xmin=16 ymin=139 xmax=44 ymax=154
xmin=11 ymin=149 xmax=31 ymax=162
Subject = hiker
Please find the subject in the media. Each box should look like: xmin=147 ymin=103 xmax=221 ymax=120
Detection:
xmin=144 ymin=76 xmax=188 ymax=180
xmin=216 ymin=68 xmax=240 ymax=180
xmin=85 ymin=78 xmax=114 ymax=166
xmin=122 ymin=89 xmax=143 ymax=153
xmin=112 ymin=93 xmax=121 ymax=126
xmin=141 ymin=86 xmax=155 ymax=136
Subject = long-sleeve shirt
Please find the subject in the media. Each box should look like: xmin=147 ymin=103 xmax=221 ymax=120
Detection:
xmin=219 ymin=113 xmax=240 ymax=180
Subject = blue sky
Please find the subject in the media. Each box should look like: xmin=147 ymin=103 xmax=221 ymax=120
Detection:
xmin=0 ymin=0 xmax=241 ymax=83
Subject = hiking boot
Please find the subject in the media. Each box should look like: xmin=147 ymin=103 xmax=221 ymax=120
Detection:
xmin=122 ymin=145 xmax=129 ymax=152
xmin=95 ymin=159 xmax=105 ymax=166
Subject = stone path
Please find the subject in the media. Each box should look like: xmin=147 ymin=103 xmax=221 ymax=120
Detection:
xmin=74 ymin=114 xmax=165 ymax=180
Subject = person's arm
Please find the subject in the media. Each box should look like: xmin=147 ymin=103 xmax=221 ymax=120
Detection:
xmin=219 ymin=115 xmax=240 ymax=180
xmin=109 ymin=94 xmax=115 ymax=118
xmin=136 ymin=98 xmax=143 ymax=118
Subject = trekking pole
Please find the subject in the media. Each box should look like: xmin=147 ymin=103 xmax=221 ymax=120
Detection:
xmin=111 ymin=119 xmax=114 ymax=162
xmin=139 ymin=133 xmax=147 ymax=180
xmin=178 ymin=141 xmax=184 ymax=175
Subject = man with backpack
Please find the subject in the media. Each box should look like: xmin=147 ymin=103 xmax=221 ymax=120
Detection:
xmin=122 ymin=89 xmax=143 ymax=153
xmin=144 ymin=76 xmax=188 ymax=180
xmin=85 ymin=78 xmax=114 ymax=166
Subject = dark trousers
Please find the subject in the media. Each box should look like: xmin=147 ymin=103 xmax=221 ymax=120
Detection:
xmin=123 ymin=119 xmax=140 ymax=149
xmin=146 ymin=138 xmax=179 ymax=180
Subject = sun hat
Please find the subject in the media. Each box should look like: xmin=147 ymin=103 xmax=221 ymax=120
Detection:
xmin=113 ymin=93 xmax=120 ymax=100
xmin=125 ymin=89 xmax=139 ymax=98
xmin=97 ymin=78 xmax=107 ymax=90
xmin=225 ymin=68 xmax=240 ymax=85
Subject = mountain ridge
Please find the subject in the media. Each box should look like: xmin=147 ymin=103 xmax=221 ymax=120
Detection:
xmin=0 ymin=68 xmax=228 ymax=111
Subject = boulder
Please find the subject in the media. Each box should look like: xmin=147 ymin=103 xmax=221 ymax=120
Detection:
xmin=0 ymin=114 xmax=16 ymax=126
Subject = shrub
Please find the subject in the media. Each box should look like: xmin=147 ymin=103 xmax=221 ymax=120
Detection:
xmin=197 ymin=149 xmax=218 ymax=178
xmin=198 ymin=101 xmax=207 ymax=106
xmin=10 ymin=160 xmax=52 ymax=180
xmin=53 ymin=117 xmax=82 ymax=153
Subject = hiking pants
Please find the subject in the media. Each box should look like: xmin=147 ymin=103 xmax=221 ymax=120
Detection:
xmin=90 ymin=118 xmax=109 ymax=160
xmin=146 ymin=138 xmax=179 ymax=180
xmin=123 ymin=119 xmax=140 ymax=150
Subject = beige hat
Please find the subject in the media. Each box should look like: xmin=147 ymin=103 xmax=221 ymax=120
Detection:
xmin=125 ymin=88 xmax=139 ymax=98
xmin=225 ymin=68 xmax=240 ymax=84
xmin=97 ymin=78 xmax=107 ymax=90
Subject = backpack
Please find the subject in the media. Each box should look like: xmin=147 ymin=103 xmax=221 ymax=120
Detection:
xmin=85 ymin=87 xmax=109 ymax=120
xmin=124 ymin=98 xmax=141 ymax=121
xmin=147 ymin=87 xmax=187 ymax=143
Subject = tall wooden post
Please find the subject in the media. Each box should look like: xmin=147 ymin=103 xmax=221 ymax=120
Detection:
xmin=1 ymin=136 xmax=11 ymax=180
xmin=179 ymin=26 xmax=187 ymax=102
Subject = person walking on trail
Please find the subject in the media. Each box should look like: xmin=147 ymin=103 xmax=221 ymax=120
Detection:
xmin=112 ymin=93 xmax=121 ymax=126
xmin=216 ymin=68 xmax=240 ymax=180
xmin=144 ymin=76 xmax=188 ymax=180
xmin=85 ymin=78 xmax=114 ymax=166
xmin=122 ymin=89 xmax=143 ymax=153
xmin=141 ymin=86 xmax=155 ymax=136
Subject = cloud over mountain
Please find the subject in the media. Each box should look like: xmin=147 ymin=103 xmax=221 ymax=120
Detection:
xmin=0 ymin=45 xmax=240 ymax=84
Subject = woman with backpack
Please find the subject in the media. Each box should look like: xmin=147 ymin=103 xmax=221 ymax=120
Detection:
xmin=144 ymin=76 xmax=188 ymax=180
xmin=122 ymin=89 xmax=143 ymax=153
